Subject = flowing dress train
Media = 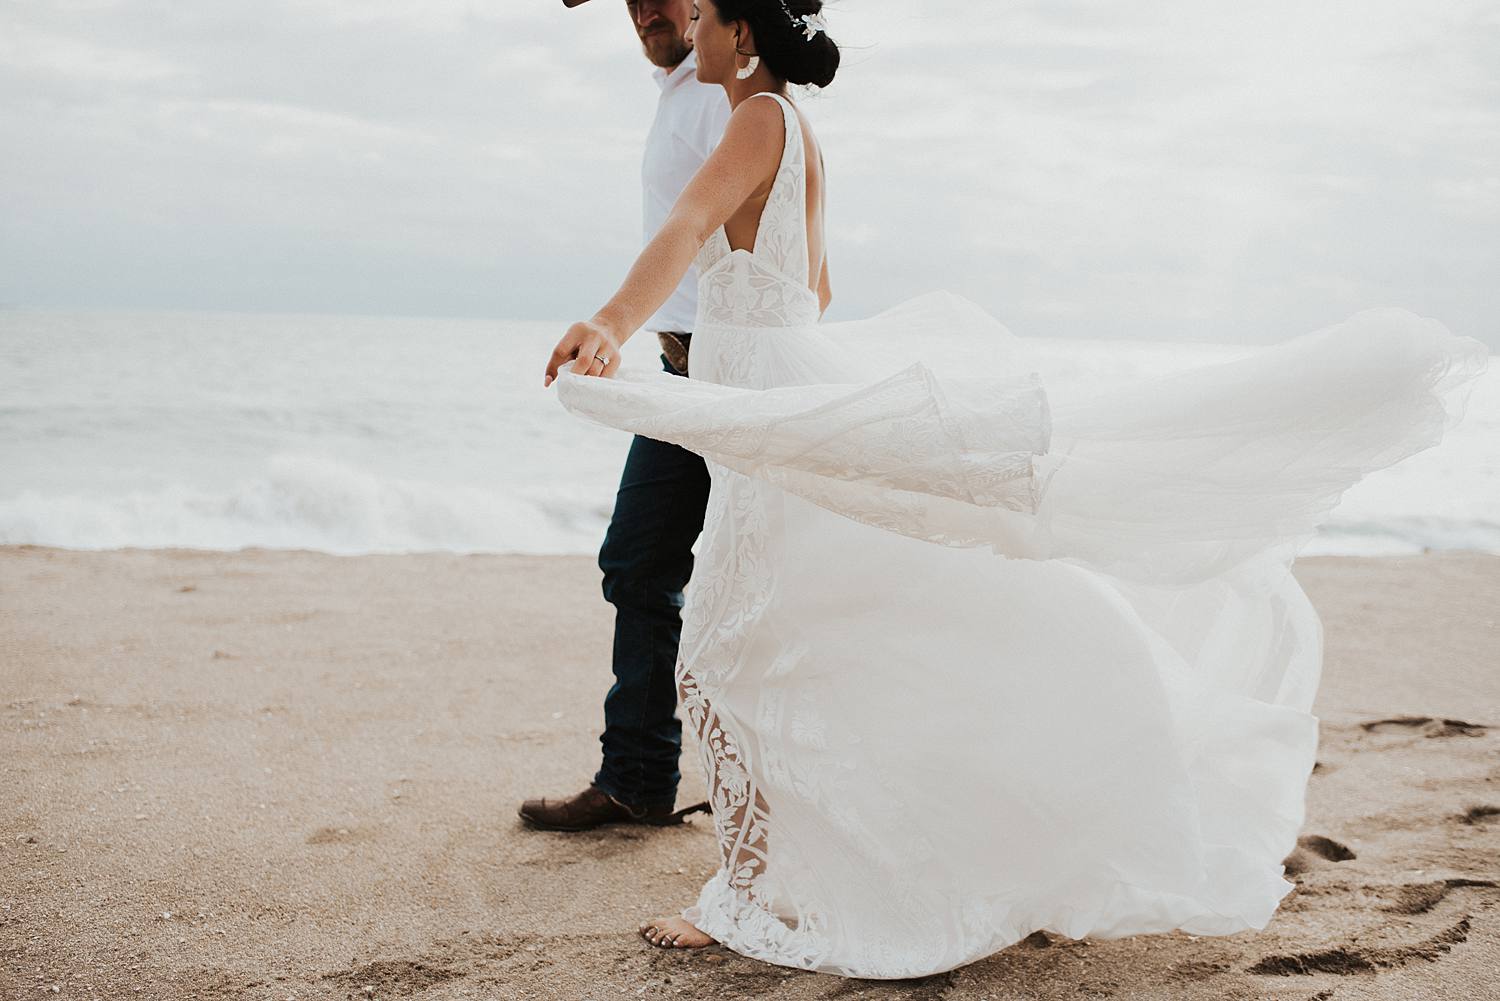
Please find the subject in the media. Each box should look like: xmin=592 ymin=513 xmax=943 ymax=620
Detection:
xmin=554 ymin=90 xmax=1488 ymax=978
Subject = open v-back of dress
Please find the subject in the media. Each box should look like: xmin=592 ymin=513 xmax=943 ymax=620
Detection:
xmin=554 ymin=90 xmax=1488 ymax=978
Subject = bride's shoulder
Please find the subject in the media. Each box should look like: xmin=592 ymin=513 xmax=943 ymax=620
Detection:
xmin=712 ymin=95 xmax=790 ymax=162
xmin=725 ymin=93 xmax=789 ymax=132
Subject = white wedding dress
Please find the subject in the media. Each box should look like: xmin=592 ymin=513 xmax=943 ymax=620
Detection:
xmin=555 ymin=91 xmax=1488 ymax=979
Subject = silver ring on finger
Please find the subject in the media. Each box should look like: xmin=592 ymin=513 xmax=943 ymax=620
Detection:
xmin=594 ymin=354 xmax=610 ymax=365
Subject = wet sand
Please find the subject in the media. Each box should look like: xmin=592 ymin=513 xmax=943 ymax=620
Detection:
xmin=2 ymin=546 xmax=1497 ymax=1000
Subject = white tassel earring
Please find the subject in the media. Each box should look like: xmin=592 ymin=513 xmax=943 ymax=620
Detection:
xmin=734 ymin=31 xmax=759 ymax=80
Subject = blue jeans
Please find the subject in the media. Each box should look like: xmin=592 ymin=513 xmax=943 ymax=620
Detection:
xmin=591 ymin=347 xmax=709 ymax=809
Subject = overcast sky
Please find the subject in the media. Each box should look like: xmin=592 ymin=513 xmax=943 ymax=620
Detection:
xmin=2 ymin=0 xmax=1497 ymax=345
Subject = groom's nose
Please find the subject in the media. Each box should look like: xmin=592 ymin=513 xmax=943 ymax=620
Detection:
xmin=635 ymin=0 xmax=664 ymax=28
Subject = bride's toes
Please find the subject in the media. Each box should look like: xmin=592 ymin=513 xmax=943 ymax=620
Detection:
xmin=638 ymin=915 xmax=714 ymax=949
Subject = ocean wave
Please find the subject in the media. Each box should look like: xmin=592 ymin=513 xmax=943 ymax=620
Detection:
xmin=1299 ymin=516 xmax=1500 ymax=557
xmin=0 ymin=452 xmax=616 ymax=555
xmin=2 ymin=451 xmax=1495 ymax=558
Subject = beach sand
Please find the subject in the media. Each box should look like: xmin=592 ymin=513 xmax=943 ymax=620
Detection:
xmin=3 ymin=545 xmax=1497 ymax=1000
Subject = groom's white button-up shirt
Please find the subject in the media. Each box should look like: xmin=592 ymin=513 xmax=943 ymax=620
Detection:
xmin=643 ymin=49 xmax=732 ymax=335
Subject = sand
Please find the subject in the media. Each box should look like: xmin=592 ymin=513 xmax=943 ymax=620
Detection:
xmin=2 ymin=545 xmax=1497 ymax=1000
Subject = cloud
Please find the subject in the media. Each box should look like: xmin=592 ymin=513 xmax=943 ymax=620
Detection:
xmin=0 ymin=22 xmax=185 ymax=82
xmin=0 ymin=0 xmax=1496 ymax=346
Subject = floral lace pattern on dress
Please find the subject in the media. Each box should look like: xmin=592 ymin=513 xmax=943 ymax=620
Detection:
xmin=676 ymin=91 xmax=839 ymax=969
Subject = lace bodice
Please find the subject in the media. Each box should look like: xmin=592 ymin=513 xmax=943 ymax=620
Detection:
xmin=694 ymin=91 xmax=821 ymax=331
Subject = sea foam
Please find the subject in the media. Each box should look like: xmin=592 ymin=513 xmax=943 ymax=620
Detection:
xmin=2 ymin=309 xmax=1495 ymax=556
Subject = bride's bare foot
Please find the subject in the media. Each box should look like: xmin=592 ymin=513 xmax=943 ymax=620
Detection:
xmin=639 ymin=915 xmax=715 ymax=949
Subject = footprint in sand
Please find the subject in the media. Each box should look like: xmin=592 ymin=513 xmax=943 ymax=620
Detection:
xmin=1168 ymin=959 xmax=1232 ymax=982
xmin=305 ymin=826 xmax=371 ymax=845
xmin=323 ymin=958 xmax=464 ymax=994
xmin=1379 ymin=878 xmax=1500 ymax=915
xmin=1457 ymin=804 xmax=1500 ymax=825
xmin=1359 ymin=716 xmax=1489 ymax=739
xmin=1281 ymin=834 xmax=1356 ymax=877
xmin=1247 ymin=916 xmax=1472 ymax=976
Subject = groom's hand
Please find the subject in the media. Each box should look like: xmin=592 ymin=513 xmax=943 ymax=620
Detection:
xmin=544 ymin=320 xmax=623 ymax=387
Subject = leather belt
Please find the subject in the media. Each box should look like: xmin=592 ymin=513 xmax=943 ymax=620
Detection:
xmin=657 ymin=331 xmax=691 ymax=377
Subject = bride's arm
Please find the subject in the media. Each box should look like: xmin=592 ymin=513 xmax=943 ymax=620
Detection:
xmin=544 ymin=96 xmax=787 ymax=387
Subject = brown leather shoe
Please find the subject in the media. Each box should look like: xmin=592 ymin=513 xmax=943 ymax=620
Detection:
xmin=517 ymin=784 xmax=709 ymax=832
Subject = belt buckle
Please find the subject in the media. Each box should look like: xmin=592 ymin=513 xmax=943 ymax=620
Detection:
xmin=657 ymin=331 xmax=690 ymax=377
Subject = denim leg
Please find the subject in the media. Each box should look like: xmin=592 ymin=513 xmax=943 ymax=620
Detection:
xmin=592 ymin=352 xmax=708 ymax=809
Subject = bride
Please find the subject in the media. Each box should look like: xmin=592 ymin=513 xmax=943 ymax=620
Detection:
xmin=542 ymin=0 xmax=1487 ymax=980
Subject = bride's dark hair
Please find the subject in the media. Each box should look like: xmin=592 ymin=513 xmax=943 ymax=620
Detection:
xmin=714 ymin=0 xmax=840 ymax=89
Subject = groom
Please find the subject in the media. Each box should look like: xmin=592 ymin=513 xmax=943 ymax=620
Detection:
xmin=519 ymin=0 xmax=731 ymax=831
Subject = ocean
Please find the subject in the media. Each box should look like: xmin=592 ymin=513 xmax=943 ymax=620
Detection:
xmin=2 ymin=308 xmax=1495 ymax=558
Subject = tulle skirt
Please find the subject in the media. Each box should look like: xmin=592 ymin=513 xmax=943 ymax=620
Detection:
xmin=553 ymin=291 xmax=1487 ymax=977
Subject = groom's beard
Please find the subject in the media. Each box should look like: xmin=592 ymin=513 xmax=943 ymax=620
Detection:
xmin=640 ymin=27 xmax=690 ymax=67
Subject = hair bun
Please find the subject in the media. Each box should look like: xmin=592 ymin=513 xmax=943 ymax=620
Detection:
xmin=717 ymin=0 xmax=840 ymax=89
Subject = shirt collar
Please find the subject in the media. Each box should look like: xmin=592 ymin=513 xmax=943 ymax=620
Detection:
xmin=653 ymin=48 xmax=698 ymax=93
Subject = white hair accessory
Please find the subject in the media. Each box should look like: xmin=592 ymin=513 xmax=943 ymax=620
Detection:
xmin=776 ymin=1 xmax=827 ymax=42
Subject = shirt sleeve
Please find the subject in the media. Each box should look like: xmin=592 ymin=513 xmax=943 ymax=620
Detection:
xmin=689 ymin=88 xmax=734 ymax=160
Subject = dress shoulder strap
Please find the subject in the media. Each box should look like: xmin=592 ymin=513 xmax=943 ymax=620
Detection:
xmin=741 ymin=92 xmax=808 ymax=282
